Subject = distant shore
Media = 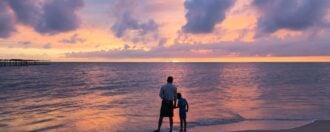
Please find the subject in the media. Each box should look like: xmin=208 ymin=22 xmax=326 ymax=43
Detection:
xmin=0 ymin=59 xmax=50 ymax=67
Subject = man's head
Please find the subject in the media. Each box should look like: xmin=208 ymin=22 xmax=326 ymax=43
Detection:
xmin=167 ymin=76 xmax=173 ymax=83
xmin=177 ymin=93 xmax=182 ymax=99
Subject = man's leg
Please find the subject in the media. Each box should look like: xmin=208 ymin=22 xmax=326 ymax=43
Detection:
xmin=169 ymin=117 xmax=173 ymax=132
xmin=157 ymin=116 xmax=163 ymax=131
xmin=183 ymin=118 xmax=187 ymax=131
xmin=180 ymin=118 xmax=183 ymax=131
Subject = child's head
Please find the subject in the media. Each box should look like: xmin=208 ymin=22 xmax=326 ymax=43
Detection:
xmin=177 ymin=93 xmax=182 ymax=99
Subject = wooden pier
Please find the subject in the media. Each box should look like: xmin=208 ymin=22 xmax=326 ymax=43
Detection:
xmin=0 ymin=59 xmax=50 ymax=67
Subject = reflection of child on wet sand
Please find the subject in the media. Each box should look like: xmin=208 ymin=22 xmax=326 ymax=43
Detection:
xmin=175 ymin=93 xmax=189 ymax=132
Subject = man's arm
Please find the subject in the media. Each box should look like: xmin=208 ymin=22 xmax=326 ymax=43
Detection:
xmin=173 ymin=87 xmax=177 ymax=107
xmin=186 ymin=100 xmax=189 ymax=112
xmin=159 ymin=86 xmax=164 ymax=100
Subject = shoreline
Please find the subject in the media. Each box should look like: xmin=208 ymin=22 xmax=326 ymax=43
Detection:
xmin=189 ymin=119 xmax=325 ymax=132
xmin=239 ymin=120 xmax=330 ymax=132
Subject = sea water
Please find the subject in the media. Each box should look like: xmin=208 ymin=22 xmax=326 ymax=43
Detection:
xmin=1 ymin=63 xmax=330 ymax=131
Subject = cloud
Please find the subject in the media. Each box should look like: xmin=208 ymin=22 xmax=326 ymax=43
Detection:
xmin=60 ymin=33 xmax=86 ymax=44
xmin=66 ymin=35 xmax=330 ymax=59
xmin=6 ymin=0 xmax=42 ymax=26
xmin=18 ymin=41 xmax=32 ymax=45
xmin=0 ymin=1 xmax=16 ymax=38
xmin=36 ymin=0 xmax=84 ymax=34
xmin=65 ymin=46 xmax=193 ymax=59
xmin=43 ymin=43 xmax=52 ymax=49
xmin=3 ymin=0 xmax=84 ymax=37
xmin=253 ymin=0 xmax=330 ymax=34
xmin=110 ymin=0 xmax=163 ymax=45
xmin=182 ymin=0 xmax=235 ymax=33
xmin=111 ymin=11 xmax=159 ymax=38
xmin=17 ymin=41 xmax=32 ymax=48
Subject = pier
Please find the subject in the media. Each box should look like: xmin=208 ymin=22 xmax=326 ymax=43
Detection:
xmin=0 ymin=59 xmax=50 ymax=67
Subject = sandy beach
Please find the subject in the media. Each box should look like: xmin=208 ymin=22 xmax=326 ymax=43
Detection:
xmin=240 ymin=120 xmax=330 ymax=132
xmin=190 ymin=120 xmax=330 ymax=132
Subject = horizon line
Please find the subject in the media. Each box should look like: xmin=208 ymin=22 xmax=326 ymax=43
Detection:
xmin=3 ymin=56 xmax=330 ymax=63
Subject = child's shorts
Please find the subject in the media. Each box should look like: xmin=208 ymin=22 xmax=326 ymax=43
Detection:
xmin=179 ymin=111 xmax=186 ymax=119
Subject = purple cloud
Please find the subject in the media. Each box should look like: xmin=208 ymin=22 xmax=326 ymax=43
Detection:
xmin=109 ymin=0 xmax=164 ymax=45
xmin=182 ymin=0 xmax=235 ymax=33
xmin=60 ymin=34 xmax=86 ymax=44
xmin=111 ymin=11 xmax=158 ymax=38
xmin=6 ymin=0 xmax=42 ymax=26
xmin=253 ymin=0 xmax=330 ymax=34
xmin=2 ymin=0 xmax=84 ymax=37
xmin=0 ymin=1 xmax=16 ymax=38
xmin=66 ymin=35 xmax=330 ymax=59
xmin=18 ymin=41 xmax=32 ymax=45
xmin=37 ymin=0 xmax=84 ymax=34
xmin=43 ymin=43 xmax=52 ymax=49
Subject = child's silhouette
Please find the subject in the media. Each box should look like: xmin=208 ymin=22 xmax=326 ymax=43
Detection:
xmin=176 ymin=93 xmax=189 ymax=132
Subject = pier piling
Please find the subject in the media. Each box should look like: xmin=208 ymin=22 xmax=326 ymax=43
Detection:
xmin=0 ymin=59 xmax=50 ymax=67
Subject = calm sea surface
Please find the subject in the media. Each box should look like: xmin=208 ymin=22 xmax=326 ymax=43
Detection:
xmin=1 ymin=63 xmax=330 ymax=131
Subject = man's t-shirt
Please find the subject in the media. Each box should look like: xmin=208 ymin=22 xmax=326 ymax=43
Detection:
xmin=159 ymin=83 xmax=177 ymax=101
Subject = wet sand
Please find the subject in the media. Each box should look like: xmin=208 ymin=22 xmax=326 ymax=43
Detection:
xmin=190 ymin=120 xmax=329 ymax=132
xmin=240 ymin=120 xmax=330 ymax=132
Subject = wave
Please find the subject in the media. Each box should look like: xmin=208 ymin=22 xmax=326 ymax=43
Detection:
xmin=188 ymin=113 xmax=245 ymax=128
xmin=185 ymin=113 xmax=324 ymax=129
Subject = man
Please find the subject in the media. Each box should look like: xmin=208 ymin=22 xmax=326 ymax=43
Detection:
xmin=156 ymin=76 xmax=177 ymax=132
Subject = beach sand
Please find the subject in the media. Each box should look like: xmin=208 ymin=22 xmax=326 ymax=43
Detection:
xmin=241 ymin=120 xmax=330 ymax=132
xmin=190 ymin=120 xmax=330 ymax=132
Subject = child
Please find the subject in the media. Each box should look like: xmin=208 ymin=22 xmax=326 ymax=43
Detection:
xmin=176 ymin=93 xmax=189 ymax=132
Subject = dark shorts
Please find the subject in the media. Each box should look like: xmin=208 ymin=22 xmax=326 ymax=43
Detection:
xmin=160 ymin=100 xmax=174 ymax=117
xmin=179 ymin=110 xmax=186 ymax=119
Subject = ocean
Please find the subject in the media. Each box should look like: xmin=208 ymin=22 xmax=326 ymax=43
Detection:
xmin=1 ymin=63 xmax=330 ymax=131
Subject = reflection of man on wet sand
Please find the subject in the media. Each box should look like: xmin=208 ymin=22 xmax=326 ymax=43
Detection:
xmin=155 ymin=76 xmax=177 ymax=132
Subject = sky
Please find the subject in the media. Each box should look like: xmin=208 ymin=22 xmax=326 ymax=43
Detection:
xmin=1 ymin=0 xmax=330 ymax=62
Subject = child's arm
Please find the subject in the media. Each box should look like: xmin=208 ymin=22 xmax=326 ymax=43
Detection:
xmin=186 ymin=100 xmax=189 ymax=112
xmin=175 ymin=99 xmax=180 ymax=109
xmin=174 ymin=88 xmax=177 ymax=107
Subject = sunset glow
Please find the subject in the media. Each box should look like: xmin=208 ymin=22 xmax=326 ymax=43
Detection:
xmin=1 ymin=0 xmax=330 ymax=62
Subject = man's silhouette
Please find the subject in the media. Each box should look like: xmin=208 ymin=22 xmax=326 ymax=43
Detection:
xmin=155 ymin=76 xmax=177 ymax=132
